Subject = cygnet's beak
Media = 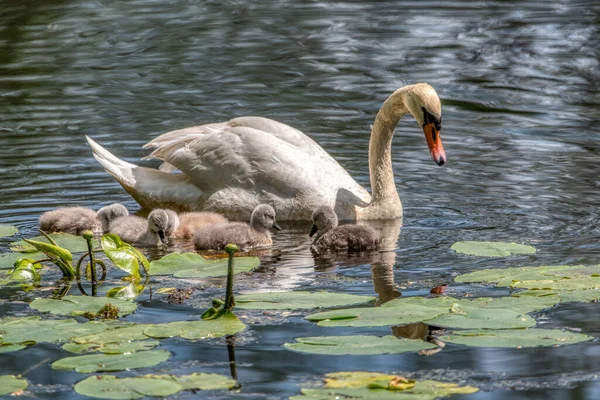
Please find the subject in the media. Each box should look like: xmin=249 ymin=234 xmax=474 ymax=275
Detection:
xmin=309 ymin=224 xmax=318 ymax=238
xmin=423 ymin=122 xmax=446 ymax=166
xmin=272 ymin=222 xmax=282 ymax=231
xmin=158 ymin=230 xmax=168 ymax=244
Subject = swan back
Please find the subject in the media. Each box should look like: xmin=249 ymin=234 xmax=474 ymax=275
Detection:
xmin=310 ymin=206 xmax=381 ymax=252
xmin=39 ymin=207 xmax=98 ymax=235
xmin=96 ymin=203 xmax=129 ymax=233
xmin=193 ymin=204 xmax=279 ymax=250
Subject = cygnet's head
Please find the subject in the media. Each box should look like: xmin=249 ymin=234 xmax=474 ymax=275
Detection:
xmin=250 ymin=204 xmax=281 ymax=233
xmin=164 ymin=209 xmax=180 ymax=236
xmin=148 ymin=209 xmax=170 ymax=244
xmin=310 ymin=206 xmax=339 ymax=242
xmin=97 ymin=203 xmax=129 ymax=232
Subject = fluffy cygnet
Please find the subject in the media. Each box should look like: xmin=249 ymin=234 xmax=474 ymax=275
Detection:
xmin=310 ymin=206 xmax=381 ymax=252
xmin=193 ymin=204 xmax=280 ymax=251
xmin=39 ymin=203 xmax=129 ymax=235
xmin=170 ymin=212 xmax=228 ymax=239
xmin=108 ymin=209 xmax=171 ymax=246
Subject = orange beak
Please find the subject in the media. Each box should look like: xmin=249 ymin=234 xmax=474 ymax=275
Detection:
xmin=423 ymin=123 xmax=446 ymax=166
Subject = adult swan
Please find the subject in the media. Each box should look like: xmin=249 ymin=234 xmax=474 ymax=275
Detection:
xmin=87 ymin=83 xmax=446 ymax=221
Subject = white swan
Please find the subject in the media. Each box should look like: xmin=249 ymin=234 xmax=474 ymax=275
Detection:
xmin=87 ymin=83 xmax=445 ymax=221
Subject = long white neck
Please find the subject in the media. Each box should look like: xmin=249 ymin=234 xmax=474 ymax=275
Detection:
xmin=362 ymin=87 xmax=410 ymax=219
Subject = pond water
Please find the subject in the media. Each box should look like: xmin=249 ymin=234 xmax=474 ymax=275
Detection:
xmin=1 ymin=0 xmax=600 ymax=398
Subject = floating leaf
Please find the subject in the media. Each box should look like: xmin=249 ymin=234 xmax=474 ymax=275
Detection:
xmin=306 ymin=303 xmax=446 ymax=327
xmin=440 ymin=328 xmax=592 ymax=348
xmin=141 ymin=373 xmax=237 ymax=390
xmin=290 ymin=372 xmax=478 ymax=400
xmin=0 ymin=344 xmax=28 ymax=353
xmin=0 ymin=317 xmax=109 ymax=344
xmin=284 ymin=335 xmax=436 ymax=355
xmin=143 ymin=312 xmax=245 ymax=339
xmin=0 ymin=375 xmax=28 ymax=396
xmin=101 ymin=234 xmax=144 ymax=278
xmin=72 ymin=325 xmax=149 ymax=344
xmin=456 ymin=264 xmax=600 ymax=286
xmin=0 ymin=225 xmax=18 ymax=238
xmin=62 ymin=340 xmax=160 ymax=354
xmin=149 ymin=252 xmax=259 ymax=278
xmin=424 ymin=305 xmax=535 ymax=329
xmin=235 ymin=291 xmax=376 ymax=310
xmin=0 ymin=252 xmax=45 ymax=269
xmin=30 ymin=295 xmax=137 ymax=317
xmin=52 ymin=350 xmax=171 ymax=373
xmin=451 ymin=241 xmax=536 ymax=257
xmin=511 ymin=278 xmax=600 ymax=291
xmin=11 ymin=233 xmax=97 ymax=253
xmin=74 ymin=375 xmax=181 ymax=399
xmin=106 ymin=283 xmax=145 ymax=300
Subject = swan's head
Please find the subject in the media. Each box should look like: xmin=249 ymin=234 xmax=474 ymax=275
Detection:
xmin=404 ymin=83 xmax=446 ymax=166
xmin=148 ymin=209 xmax=170 ymax=244
xmin=97 ymin=203 xmax=129 ymax=233
xmin=310 ymin=206 xmax=339 ymax=242
xmin=250 ymin=204 xmax=281 ymax=233
xmin=164 ymin=209 xmax=180 ymax=236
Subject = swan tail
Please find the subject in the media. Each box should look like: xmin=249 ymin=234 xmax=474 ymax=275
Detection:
xmin=86 ymin=136 xmax=205 ymax=211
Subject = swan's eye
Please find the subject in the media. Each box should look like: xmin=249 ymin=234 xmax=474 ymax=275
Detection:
xmin=421 ymin=107 xmax=442 ymax=131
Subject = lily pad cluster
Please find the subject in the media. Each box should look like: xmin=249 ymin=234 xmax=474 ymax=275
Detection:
xmin=74 ymin=373 xmax=236 ymax=399
xmin=290 ymin=371 xmax=478 ymax=400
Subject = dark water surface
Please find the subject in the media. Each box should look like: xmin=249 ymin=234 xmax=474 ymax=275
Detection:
xmin=1 ymin=0 xmax=600 ymax=399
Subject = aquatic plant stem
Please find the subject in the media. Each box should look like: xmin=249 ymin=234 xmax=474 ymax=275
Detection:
xmin=82 ymin=231 xmax=97 ymax=296
xmin=224 ymin=244 xmax=238 ymax=312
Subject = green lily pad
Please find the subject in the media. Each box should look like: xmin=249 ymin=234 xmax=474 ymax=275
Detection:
xmin=0 ymin=344 xmax=28 ymax=353
xmin=0 ymin=375 xmax=28 ymax=396
xmin=62 ymin=339 xmax=160 ymax=354
xmin=102 ymin=234 xmax=149 ymax=278
xmin=456 ymin=264 xmax=600 ymax=286
xmin=424 ymin=304 xmax=535 ymax=329
xmin=235 ymin=291 xmax=376 ymax=310
xmin=149 ymin=252 xmax=259 ymax=278
xmin=143 ymin=312 xmax=245 ymax=339
xmin=290 ymin=372 xmax=478 ymax=400
xmin=0 ymin=317 xmax=109 ymax=344
xmin=10 ymin=233 xmax=98 ymax=253
xmin=306 ymin=303 xmax=446 ymax=328
xmin=284 ymin=335 xmax=437 ymax=355
xmin=73 ymin=325 xmax=149 ymax=344
xmin=74 ymin=375 xmax=181 ymax=399
xmin=451 ymin=241 xmax=536 ymax=257
xmin=0 ymin=225 xmax=18 ymax=238
xmin=30 ymin=295 xmax=137 ymax=317
xmin=440 ymin=328 xmax=593 ymax=348
xmin=141 ymin=373 xmax=237 ymax=390
xmin=511 ymin=278 xmax=600 ymax=291
xmin=0 ymin=252 xmax=45 ymax=269
xmin=52 ymin=349 xmax=171 ymax=373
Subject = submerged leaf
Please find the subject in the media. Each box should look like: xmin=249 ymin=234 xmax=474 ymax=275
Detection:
xmin=143 ymin=312 xmax=245 ymax=339
xmin=52 ymin=350 xmax=171 ymax=373
xmin=11 ymin=233 xmax=97 ymax=254
xmin=451 ymin=241 xmax=535 ymax=257
xmin=290 ymin=372 xmax=478 ymax=400
xmin=284 ymin=335 xmax=436 ymax=355
xmin=235 ymin=291 xmax=376 ymax=310
xmin=440 ymin=328 xmax=592 ymax=348
xmin=74 ymin=376 xmax=181 ymax=399
xmin=30 ymin=295 xmax=137 ymax=317
xmin=149 ymin=252 xmax=259 ymax=278
xmin=0 ymin=375 xmax=28 ymax=396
